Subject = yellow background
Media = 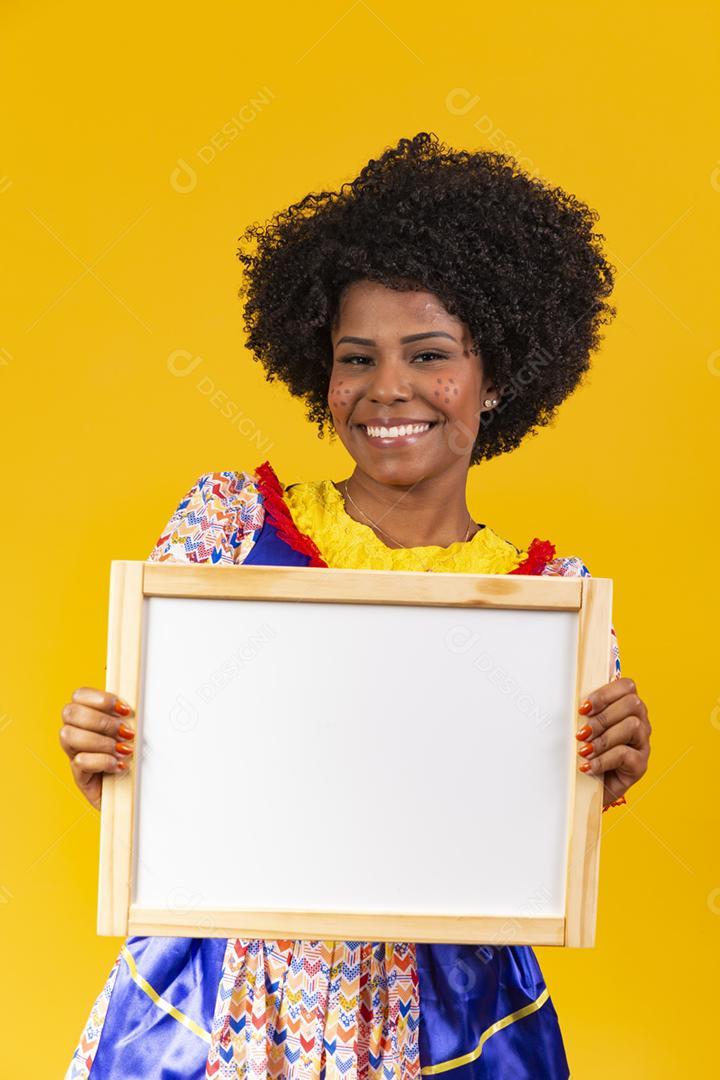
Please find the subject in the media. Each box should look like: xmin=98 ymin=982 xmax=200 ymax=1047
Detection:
xmin=1 ymin=1 xmax=718 ymax=1076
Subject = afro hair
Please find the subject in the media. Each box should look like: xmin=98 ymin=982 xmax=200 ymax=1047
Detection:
xmin=236 ymin=131 xmax=616 ymax=465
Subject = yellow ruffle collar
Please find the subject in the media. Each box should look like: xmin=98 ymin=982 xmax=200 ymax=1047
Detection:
xmin=282 ymin=478 xmax=527 ymax=573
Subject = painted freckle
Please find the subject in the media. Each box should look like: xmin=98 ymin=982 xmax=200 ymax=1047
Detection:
xmin=453 ymin=388 xmax=458 ymax=394
xmin=434 ymin=390 xmax=440 ymax=397
xmin=444 ymin=397 xmax=450 ymax=403
xmin=436 ymin=378 xmax=442 ymax=384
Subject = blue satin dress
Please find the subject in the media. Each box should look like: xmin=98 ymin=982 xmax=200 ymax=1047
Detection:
xmin=68 ymin=508 xmax=570 ymax=1079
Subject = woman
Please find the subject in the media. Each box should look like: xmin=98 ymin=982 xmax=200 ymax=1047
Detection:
xmin=62 ymin=132 xmax=651 ymax=1079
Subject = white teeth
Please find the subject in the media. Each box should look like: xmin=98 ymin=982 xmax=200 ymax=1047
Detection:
xmin=364 ymin=423 xmax=432 ymax=438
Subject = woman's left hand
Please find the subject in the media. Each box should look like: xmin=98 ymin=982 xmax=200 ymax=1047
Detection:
xmin=575 ymin=676 xmax=651 ymax=808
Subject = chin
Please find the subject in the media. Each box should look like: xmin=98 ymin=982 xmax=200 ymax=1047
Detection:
xmin=356 ymin=457 xmax=443 ymax=487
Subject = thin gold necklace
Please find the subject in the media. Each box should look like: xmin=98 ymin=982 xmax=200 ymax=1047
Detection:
xmin=339 ymin=479 xmax=474 ymax=566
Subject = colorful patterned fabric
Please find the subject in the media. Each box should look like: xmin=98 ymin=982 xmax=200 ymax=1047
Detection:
xmin=67 ymin=461 xmax=624 ymax=1079
xmin=66 ymin=954 xmax=122 ymax=1075
xmin=205 ymin=939 xmax=419 ymax=1079
xmin=149 ymin=471 xmax=265 ymax=566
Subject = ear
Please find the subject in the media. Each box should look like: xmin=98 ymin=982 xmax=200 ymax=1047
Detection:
xmin=480 ymin=382 xmax=503 ymax=410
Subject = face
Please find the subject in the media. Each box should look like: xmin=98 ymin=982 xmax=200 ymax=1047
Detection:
xmin=327 ymin=279 xmax=500 ymax=487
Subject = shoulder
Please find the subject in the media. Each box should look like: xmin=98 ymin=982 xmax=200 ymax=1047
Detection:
xmin=540 ymin=554 xmax=592 ymax=577
xmin=540 ymin=553 xmax=616 ymax=581
xmin=147 ymin=469 xmax=265 ymax=564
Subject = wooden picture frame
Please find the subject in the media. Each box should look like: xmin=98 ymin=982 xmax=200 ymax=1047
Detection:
xmin=98 ymin=560 xmax=613 ymax=947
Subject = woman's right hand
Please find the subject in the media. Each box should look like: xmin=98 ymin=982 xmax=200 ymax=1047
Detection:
xmin=59 ymin=687 xmax=135 ymax=810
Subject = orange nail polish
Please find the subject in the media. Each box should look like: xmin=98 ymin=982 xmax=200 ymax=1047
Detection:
xmin=579 ymin=761 xmax=592 ymax=772
xmin=116 ymin=761 xmax=128 ymax=771
xmin=118 ymin=723 xmax=135 ymax=740
xmin=578 ymin=700 xmax=593 ymax=715
xmin=115 ymin=742 xmax=134 ymax=756
xmin=114 ymin=699 xmax=132 ymax=716
xmin=575 ymin=724 xmax=592 ymax=741
xmin=577 ymin=742 xmax=593 ymax=757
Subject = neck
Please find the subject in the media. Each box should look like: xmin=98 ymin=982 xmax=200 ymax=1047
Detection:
xmin=336 ymin=466 xmax=477 ymax=549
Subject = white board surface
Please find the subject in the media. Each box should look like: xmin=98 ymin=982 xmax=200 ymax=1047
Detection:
xmin=131 ymin=595 xmax=579 ymax=920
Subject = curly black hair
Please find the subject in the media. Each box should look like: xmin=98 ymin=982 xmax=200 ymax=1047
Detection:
xmin=236 ymin=131 xmax=616 ymax=465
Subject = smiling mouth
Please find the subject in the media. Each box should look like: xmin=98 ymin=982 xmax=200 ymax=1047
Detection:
xmin=355 ymin=421 xmax=440 ymax=445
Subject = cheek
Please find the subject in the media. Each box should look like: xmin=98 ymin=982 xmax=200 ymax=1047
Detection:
xmin=431 ymin=375 xmax=462 ymax=408
xmin=328 ymin=376 xmax=353 ymax=414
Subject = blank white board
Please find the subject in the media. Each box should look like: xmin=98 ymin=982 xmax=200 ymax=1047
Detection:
xmin=98 ymin=561 xmax=613 ymax=946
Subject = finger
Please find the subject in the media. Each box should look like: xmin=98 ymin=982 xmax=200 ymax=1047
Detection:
xmin=59 ymin=723 xmax=128 ymax=760
xmin=71 ymin=752 xmax=128 ymax=778
xmin=579 ymin=743 xmax=648 ymax=781
xmin=71 ymin=686 xmax=134 ymax=718
xmin=577 ymin=714 xmax=650 ymax=762
xmin=578 ymin=675 xmax=637 ymax=717
xmin=61 ymin=702 xmax=135 ymax=742
xmin=577 ymin=684 xmax=648 ymax=743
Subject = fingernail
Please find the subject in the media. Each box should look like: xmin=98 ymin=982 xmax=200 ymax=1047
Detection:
xmin=117 ymin=723 xmax=135 ymax=740
xmin=576 ymin=724 xmax=592 ymax=741
xmin=579 ymin=761 xmax=592 ymax=772
xmin=116 ymin=760 xmax=128 ymax=771
xmin=577 ymin=742 xmax=593 ymax=757
xmin=114 ymin=698 xmax=132 ymax=716
xmin=115 ymin=742 xmax=134 ymax=756
xmin=578 ymin=700 xmax=593 ymax=715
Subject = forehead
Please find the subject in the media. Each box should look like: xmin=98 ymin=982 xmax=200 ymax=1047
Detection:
xmin=334 ymin=279 xmax=460 ymax=332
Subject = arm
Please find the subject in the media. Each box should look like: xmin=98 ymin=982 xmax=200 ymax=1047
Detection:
xmin=147 ymin=470 xmax=264 ymax=564
xmin=541 ymin=555 xmax=651 ymax=811
xmin=60 ymin=470 xmax=266 ymax=811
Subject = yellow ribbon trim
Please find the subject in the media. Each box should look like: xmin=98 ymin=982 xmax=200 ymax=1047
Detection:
xmin=120 ymin=942 xmax=549 ymax=1067
xmin=120 ymin=943 xmax=211 ymax=1044
xmin=420 ymin=987 xmax=550 ymax=1075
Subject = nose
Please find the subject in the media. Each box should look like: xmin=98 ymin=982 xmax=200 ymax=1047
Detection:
xmin=365 ymin=356 xmax=413 ymax=403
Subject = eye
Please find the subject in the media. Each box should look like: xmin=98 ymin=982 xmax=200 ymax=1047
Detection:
xmin=338 ymin=351 xmax=447 ymax=365
xmin=413 ymin=351 xmax=446 ymax=362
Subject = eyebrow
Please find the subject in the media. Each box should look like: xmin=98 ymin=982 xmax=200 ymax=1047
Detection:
xmin=335 ymin=331 xmax=458 ymax=346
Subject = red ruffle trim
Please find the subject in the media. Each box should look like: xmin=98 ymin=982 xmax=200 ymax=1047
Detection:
xmin=253 ymin=460 xmax=329 ymax=568
xmin=253 ymin=466 xmax=559 ymax=578
xmin=507 ymin=537 xmax=557 ymax=576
